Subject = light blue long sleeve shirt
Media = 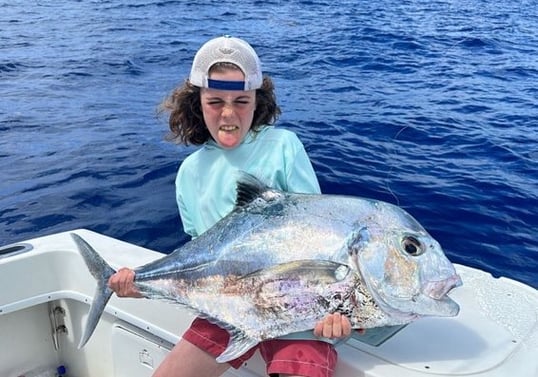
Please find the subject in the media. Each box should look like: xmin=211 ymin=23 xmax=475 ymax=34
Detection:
xmin=175 ymin=126 xmax=320 ymax=238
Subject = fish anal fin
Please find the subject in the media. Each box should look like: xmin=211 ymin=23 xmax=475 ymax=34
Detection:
xmin=216 ymin=326 xmax=259 ymax=363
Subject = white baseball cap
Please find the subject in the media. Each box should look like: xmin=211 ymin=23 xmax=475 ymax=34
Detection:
xmin=189 ymin=35 xmax=263 ymax=91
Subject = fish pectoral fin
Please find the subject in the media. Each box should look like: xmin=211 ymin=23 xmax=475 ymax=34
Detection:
xmin=216 ymin=326 xmax=259 ymax=363
xmin=240 ymin=259 xmax=352 ymax=282
xmin=239 ymin=260 xmax=355 ymax=315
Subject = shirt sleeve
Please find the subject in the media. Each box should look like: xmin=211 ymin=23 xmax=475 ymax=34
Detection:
xmin=175 ymin=163 xmax=199 ymax=238
xmin=285 ymin=132 xmax=321 ymax=195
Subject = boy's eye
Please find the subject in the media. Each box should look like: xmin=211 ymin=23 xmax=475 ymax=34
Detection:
xmin=206 ymin=99 xmax=251 ymax=106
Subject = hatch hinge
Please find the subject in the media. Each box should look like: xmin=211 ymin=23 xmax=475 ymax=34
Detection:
xmin=49 ymin=302 xmax=68 ymax=350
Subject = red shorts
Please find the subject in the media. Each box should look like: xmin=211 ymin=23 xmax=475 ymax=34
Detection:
xmin=182 ymin=317 xmax=337 ymax=377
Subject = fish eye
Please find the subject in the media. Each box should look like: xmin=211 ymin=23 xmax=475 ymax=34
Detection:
xmin=402 ymin=236 xmax=424 ymax=256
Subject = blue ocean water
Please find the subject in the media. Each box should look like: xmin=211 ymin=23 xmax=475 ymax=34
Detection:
xmin=1 ymin=1 xmax=536 ymax=289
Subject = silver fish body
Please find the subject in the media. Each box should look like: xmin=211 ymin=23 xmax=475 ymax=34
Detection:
xmin=73 ymin=172 xmax=461 ymax=362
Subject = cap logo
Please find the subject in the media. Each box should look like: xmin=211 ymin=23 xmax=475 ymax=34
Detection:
xmin=219 ymin=47 xmax=235 ymax=55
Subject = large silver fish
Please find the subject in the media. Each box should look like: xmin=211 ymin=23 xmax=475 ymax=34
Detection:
xmin=73 ymin=172 xmax=461 ymax=362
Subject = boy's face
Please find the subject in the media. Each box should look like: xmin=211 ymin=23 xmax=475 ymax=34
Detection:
xmin=200 ymin=69 xmax=256 ymax=149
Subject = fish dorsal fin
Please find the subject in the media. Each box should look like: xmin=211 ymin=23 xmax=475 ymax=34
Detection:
xmin=216 ymin=325 xmax=259 ymax=363
xmin=235 ymin=171 xmax=271 ymax=207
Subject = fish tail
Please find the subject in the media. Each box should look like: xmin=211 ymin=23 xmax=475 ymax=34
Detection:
xmin=70 ymin=233 xmax=116 ymax=349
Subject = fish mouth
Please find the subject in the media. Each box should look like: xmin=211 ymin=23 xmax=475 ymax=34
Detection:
xmin=409 ymin=274 xmax=462 ymax=317
xmin=424 ymin=274 xmax=463 ymax=300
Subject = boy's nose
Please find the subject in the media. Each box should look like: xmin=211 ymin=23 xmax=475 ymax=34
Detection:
xmin=221 ymin=104 xmax=235 ymax=117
